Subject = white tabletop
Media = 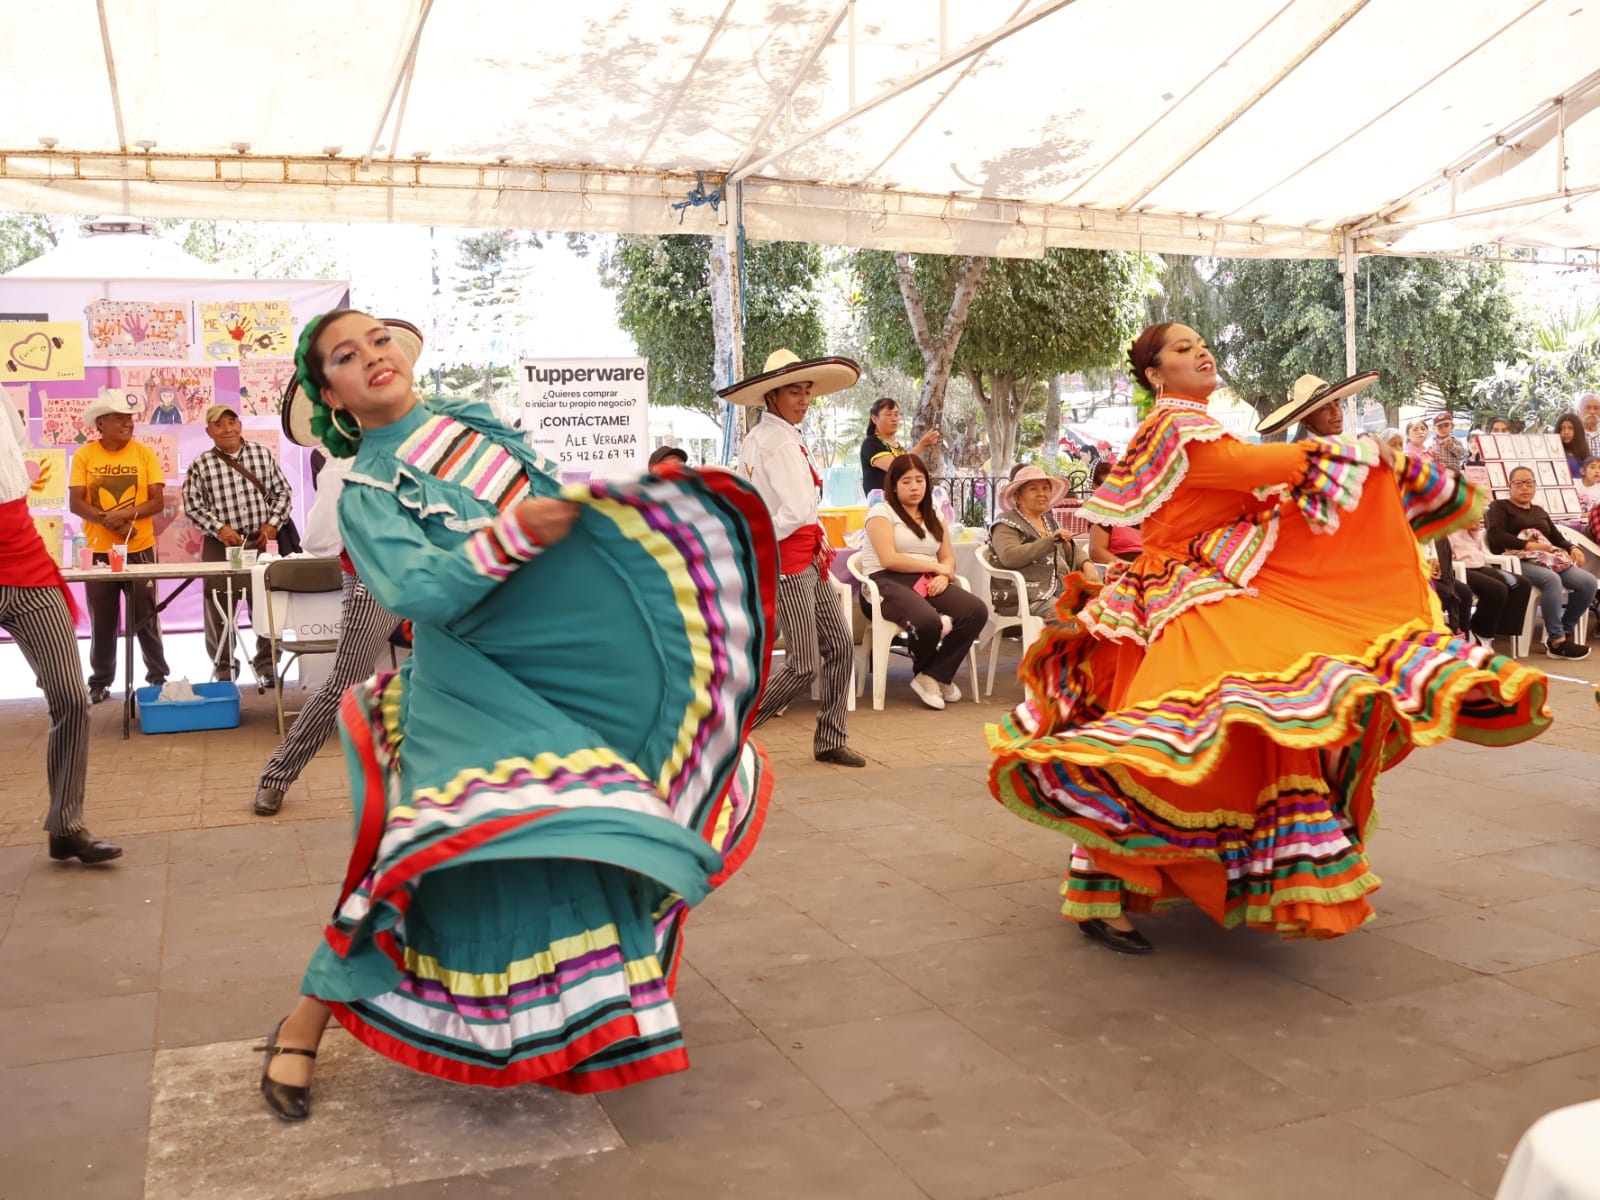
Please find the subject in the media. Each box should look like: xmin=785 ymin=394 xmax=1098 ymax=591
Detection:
xmin=59 ymin=561 xmax=255 ymax=584
xmin=1496 ymin=1100 xmax=1600 ymax=1200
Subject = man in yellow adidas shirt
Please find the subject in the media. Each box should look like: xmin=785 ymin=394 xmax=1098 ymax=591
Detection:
xmin=68 ymin=389 xmax=170 ymax=703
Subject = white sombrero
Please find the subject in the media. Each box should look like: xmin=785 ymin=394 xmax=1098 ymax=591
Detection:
xmin=281 ymin=317 xmax=424 ymax=447
xmin=1256 ymin=370 xmax=1380 ymax=435
xmin=716 ymin=349 xmax=861 ymax=408
xmin=83 ymin=387 xmax=142 ymax=423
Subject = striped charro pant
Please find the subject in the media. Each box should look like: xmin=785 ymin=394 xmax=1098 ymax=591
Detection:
xmin=754 ymin=563 xmax=852 ymax=754
xmin=257 ymin=574 xmax=402 ymax=792
xmin=0 ymin=585 xmax=91 ymax=835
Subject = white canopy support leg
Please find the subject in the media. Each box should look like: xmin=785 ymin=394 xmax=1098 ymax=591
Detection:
xmin=712 ymin=182 xmax=747 ymax=463
xmin=1341 ymin=230 xmax=1360 ymax=430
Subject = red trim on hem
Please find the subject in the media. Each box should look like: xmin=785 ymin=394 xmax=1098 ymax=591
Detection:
xmin=323 ymin=1001 xmax=689 ymax=1093
xmin=707 ymin=740 xmax=773 ymax=888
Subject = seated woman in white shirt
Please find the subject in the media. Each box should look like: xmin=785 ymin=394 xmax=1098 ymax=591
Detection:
xmin=859 ymin=454 xmax=988 ymax=710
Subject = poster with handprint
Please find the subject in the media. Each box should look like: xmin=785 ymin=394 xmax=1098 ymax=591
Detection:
xmin=199 ymin=300 xmax=292 ymax=361
xmin=2 ymin=321 xmax=85 ymax=381
xmin=84 ymin=300 xmax=189 ymax=359
xmin=119 ymin=364 xmax=215 ymax=424
xmin=154 ymin=489 xmax=205 ymax=563
xmin=237 ymin=357 xmax=296 ymax=417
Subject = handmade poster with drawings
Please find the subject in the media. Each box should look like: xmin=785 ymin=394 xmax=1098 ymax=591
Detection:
xmin=153 ymin=490 xmax=205 ymax=564
xmin=31 ymin=515 xmax=64 ymax=566
xmin=1537 ymin=460 xmax=1560 ymax=486
xmin=40 ymin=394 xmax=97 ymax=445
xmin=199 ymin=300 xmax=292 ymax=361
xmin=118 ymin=364 xmax=215 ymax=424
xmin=141 ymin=432 xmax=180 ymax=481
xmin=1 ymin=320 xmax=85 ymax=381
xmin=1485 ymin=461 xmax=1508 ymax=488
xmin=22 ymin=449 xmax=66 ymax=507
xmin=237 ymin=357 xmax=295 ymax=417
xmin=248 ymin=429 xmax=281 ymax=460
xmin=83 ymin=300 xmax=189 ymax=359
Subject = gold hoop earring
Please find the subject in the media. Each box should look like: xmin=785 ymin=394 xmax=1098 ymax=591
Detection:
xmin=330 ymin=408 xmax=362 ymax=442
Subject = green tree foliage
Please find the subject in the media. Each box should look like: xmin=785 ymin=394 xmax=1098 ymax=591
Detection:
xmin=1473 ymin=301 xmax=1600 ymax=427
xmin=0 ymin=213 xmax=58 ymax=273
xmin=855 ymin=248 xmax=1156 ymax=471
xmin=600 ymin=235 xmax=825 ymax=413
xmin=1199 ymin=254 xmax=1522 ymax=428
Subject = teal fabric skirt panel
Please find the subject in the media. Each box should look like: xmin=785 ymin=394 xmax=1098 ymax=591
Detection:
xmin=304 ymin=466 xmax=778 ymax=1093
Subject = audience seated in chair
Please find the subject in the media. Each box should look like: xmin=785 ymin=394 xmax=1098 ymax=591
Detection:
xmin=1087 ymin=460 xmax=1141 ymax=566
xmin=859 ymin=453 xmax=987 ymax=710
xmin=1485 ymin=467 xmax=1596 ymax=659
xmin=987 ymin=465 xmax=1081 ymax=620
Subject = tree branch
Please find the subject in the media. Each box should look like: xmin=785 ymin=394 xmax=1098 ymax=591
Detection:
xmin=893 ymin=252 xmax=937 ymax=363
xmin=938 ymin=256 xmax=991 ymax=360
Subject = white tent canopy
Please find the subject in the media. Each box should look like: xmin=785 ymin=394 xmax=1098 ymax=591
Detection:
xmin=2 ymin=0 xmax=1598 ymax=261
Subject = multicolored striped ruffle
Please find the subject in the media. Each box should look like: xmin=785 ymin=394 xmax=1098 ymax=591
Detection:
xmin=1082 ymin=404 xmax=1227 ymax=526
xmin=465 ymin=509 xmax=544 ymax=579
xmin=1080 ymin=508 xmax=1279 ymax=646
xmin=1290 ymin=436 xmax=1378 ymax=534
xmin=1393 ymin=450 xmax=1485 ymax=541
xmin=988 ymin=615 xmax=1549 ymax=936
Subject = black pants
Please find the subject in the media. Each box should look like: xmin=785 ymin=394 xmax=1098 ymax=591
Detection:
xmin=1462 ymin=566 xmax=1534 ymax=638
xmin=202 ymin=534 xmax=276 ymax=680
xmin=85 ymin=546 xmax=169 ymax=690
xmin=868 ymin=570 xmax=988 ymax=685
xmin=1433 ymin=577 xmax=1473 ymax=635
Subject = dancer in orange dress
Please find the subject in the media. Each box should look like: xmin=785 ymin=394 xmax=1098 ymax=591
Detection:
xmin=988 ymin=323 xmax=1550 ymax=953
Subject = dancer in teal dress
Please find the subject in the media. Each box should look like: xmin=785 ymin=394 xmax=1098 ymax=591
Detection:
xmin=258 ymin=312 xmax=776 ymax=1119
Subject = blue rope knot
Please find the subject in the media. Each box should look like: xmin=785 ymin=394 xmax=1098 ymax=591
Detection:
xmin=671 ymin=172 xmax=725 ymax=224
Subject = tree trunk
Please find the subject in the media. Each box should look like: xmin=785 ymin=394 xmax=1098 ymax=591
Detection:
xmin=967 ymin=367 xmax=1035 ymax=480
xmin=894 ymin=252 xmax=991 ymax=476
xmin=1040 ymin=374 xmax=1066 ymax=470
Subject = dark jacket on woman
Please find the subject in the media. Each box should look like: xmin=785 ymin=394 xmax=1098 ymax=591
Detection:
xmin=987 ymin=509 xmax=1081 ymax=615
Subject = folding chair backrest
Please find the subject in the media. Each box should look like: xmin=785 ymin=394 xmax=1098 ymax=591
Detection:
xmin=263 ymin=557 xmax=343 ymax=595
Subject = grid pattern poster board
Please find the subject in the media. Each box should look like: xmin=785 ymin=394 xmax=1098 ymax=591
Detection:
xmin=1471 ymin=433 xmax=1583 ymax=518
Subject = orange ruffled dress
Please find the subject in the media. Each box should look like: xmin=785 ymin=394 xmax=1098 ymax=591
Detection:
xmin=987 ymin=396 xmax=1550 ymax=938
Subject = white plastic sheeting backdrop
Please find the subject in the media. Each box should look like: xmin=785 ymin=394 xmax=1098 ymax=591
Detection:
xmin=1 ymin=0 xmax=1597 ymax=259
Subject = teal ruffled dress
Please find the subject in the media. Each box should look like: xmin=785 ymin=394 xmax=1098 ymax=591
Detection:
xmin=300 ymin=399 xmax=775 ymax=1093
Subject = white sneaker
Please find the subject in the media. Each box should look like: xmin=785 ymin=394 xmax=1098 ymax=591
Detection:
xmin=941 ymin=680 xmax=962 ymax=703
xmin=910 ymin=673 xmax=946 ymax=710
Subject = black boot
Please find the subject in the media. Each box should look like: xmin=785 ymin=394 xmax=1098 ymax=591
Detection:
xmin=48 ymin=829 xmax=123 ymax=864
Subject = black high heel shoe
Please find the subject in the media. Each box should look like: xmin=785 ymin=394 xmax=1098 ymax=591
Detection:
xmin=256 ymin=1018 xmax=318 ymax=1122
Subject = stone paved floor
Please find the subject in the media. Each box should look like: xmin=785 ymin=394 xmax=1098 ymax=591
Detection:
xmin=0 ymin=641 xmax=1598 ymax=1199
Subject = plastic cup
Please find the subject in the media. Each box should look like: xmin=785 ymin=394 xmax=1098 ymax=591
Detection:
xmin=108 ymin=544 xmax=126 ymax=572
xmin=78 ymin=547 xmax=95 ymax=570
xmin=241 ymin=549 xmax=260 ymax=567
xmin=228 ymin=545 xmax=243 ymax=569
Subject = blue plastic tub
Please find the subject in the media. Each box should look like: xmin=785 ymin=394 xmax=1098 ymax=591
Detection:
xmin=134 ymin=682 xmax=241 ymax=734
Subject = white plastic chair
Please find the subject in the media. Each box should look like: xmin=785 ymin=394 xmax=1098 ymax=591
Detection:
xmin=972 ymin=544 xmax=1045 ymax=697
xmin=846 ymin=552 xmax=981 ymax=711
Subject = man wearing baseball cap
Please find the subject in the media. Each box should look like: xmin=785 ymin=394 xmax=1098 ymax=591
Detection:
xmin=68 ymin=388 xmax=170 ymax=703
xmin=182 ymin=402 xmax=293 ymax=684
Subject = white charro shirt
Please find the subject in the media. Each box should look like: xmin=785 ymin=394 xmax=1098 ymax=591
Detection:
xmin=1 ymin=401 xmax=32 ymax=504
xmin=738 ymin=412 xmax=823 ymax=544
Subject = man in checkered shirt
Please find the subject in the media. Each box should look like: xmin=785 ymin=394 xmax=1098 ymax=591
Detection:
xmin=182 ymin=404 xmax=293 ymax=684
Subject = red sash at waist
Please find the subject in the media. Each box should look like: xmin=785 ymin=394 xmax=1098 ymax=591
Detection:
xmin=0 ymin=498 xmax=79 ymax=621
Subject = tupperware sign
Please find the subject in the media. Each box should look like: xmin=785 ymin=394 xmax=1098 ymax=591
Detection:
xmin=517 ymin=357 xmax=648 ymax=479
